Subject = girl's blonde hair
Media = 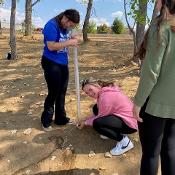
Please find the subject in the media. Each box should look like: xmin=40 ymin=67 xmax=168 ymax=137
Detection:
xmin=82 ymin=77 xmax=114 ymax=90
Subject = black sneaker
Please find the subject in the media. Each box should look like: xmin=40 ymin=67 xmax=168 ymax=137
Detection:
xmin=54 ymin=117 xmax=70 ymax=126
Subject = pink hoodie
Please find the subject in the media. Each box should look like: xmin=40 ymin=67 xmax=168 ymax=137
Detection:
xmin=85 ymin=86 xmax=138 ymax=130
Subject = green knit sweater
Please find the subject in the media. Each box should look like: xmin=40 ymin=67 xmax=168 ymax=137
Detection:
xmin=134 ymin=19 xmax=175 ymax=119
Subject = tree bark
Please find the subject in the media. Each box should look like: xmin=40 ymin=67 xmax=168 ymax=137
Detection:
xmin=136 ymin=0 xmax=147 ymax=51
xmin=10 ymin=0 xmax=17 ymax=59
xmin=0 ymin=20 xmax=2 ymax=36
xmin=123 ymin=0 xmax=136 ymax=55
xmin=25 ymin=0 xmax=32 ymax=36
xmin=0 ymin=0 xmax=4 ymax=36
xmin=82 ymin=0 xmax=93 ymax=42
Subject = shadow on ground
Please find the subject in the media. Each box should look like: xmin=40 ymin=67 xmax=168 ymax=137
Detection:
xmin=34 ymin=168 xmax=99 ymax=175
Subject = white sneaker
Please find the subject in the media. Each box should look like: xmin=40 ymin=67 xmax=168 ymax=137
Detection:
xmin=100 ymin=135 xmax=109 ymax=140
xmin=110 ymin=136 xmax=134 ymax=156
xmin=42 ymin=125 xmax=53 ymax=132
xmin=67 ymin=119 xmax=76 ymax=125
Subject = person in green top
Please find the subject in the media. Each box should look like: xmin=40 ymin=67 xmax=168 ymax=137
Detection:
xmin=133 ymin=0 xmax=175 ymax=174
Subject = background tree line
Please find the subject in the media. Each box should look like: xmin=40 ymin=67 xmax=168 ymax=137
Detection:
xmin=0 ymin=0 xmax=156 ymax=62
xmin=86 ymin=18 xmax=125 ymax=34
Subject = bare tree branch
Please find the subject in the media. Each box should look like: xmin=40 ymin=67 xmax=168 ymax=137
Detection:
xmin=124 ymin=0 xmax=137 ymax=60
xmin=91 ymin=7 xmax=97 ymax=17
xmin=123 ymin=0 xmax=135 ymax=33
xmin=32 ymin=0 xmax=41 ymax=7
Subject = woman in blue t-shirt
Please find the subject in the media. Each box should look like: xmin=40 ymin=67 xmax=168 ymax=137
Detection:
xmin=41 ymin=9 xmax=80 ymax=131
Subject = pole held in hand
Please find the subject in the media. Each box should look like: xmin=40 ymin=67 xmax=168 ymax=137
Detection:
xmin=73 ymin=46 xmax=81 ymax=119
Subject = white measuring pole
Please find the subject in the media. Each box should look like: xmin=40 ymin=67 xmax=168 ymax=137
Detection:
xmin=73 ymin=46 xmax=81 ymax=120
xmin=71 ymin=29 xmax=81 ymax=120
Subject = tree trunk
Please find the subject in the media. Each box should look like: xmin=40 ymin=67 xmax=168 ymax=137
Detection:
xmin=0 ymin=20 xmax=2 ymax=37
xmin=82 ymin=0 xmax=93 ymax=42
xmin=10 ymin=0 xmax=17 ymax=59
xmin=0 ymin=0 xmax=4 ymax=36
xmin=151 ymin=1 xmax=157 ymax=24
xmin=136 ymin=0 xmax=147 ymax=51
xmin=123 ymin=0 xmax=136 ymax=55
xmin=0 ymin=1 xmax=4 ymax=37
xmin=25 ymin=0 xmax=32 ymax=36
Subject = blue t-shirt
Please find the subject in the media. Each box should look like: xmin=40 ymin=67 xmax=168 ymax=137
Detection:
xmin=42 ymin=19 xmax=70 ymax=65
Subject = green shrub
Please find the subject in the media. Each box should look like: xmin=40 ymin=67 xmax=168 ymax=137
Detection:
xmin=97 ymin=24 xmax=110 ymax=34
xmin=111 ymin=18 xmax=124 ymax=34
xmin=87 ymin=21 xmax=97 ymax=34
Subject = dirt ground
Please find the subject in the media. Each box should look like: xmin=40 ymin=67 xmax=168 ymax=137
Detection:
xmin=0 ymin=31 xmax=160 ymax=175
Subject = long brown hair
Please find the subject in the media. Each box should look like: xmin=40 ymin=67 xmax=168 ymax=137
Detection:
xmin=136 ymin=0 xmax=175 ymax=60
xmin=82 ymin=78 xmax=114 ymax=90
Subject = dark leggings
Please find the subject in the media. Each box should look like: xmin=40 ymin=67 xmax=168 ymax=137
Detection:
xmin=41 ymin=56 xmax=69 ymax=127
xmin=139 ymin=103 xmax=175 ymax=175
xmin=92 ymin=104 xmax=137 ymax=141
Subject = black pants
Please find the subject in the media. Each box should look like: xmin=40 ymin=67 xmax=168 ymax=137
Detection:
xmin=41 ymin=56 xmax=69 ymax=127
xmin=139 ymin=103 xmax=175 ymax=175
xmin=92 ymin=104 xmax=137 ymax=141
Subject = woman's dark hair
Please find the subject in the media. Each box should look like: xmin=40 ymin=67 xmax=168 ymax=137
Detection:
xmin=82 ymin=78 xmax=114 ymax=90
xmin=64 ymin=9 xmax=80 ymax=23
xmin=54 ymin=9 xmax=80 ymax=26
xmin=136 ymin=0 xmax=175 ymax=60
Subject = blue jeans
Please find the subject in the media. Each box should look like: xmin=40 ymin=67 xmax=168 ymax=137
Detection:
xmin=41 ymin=56 xmax=69 ymax=127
